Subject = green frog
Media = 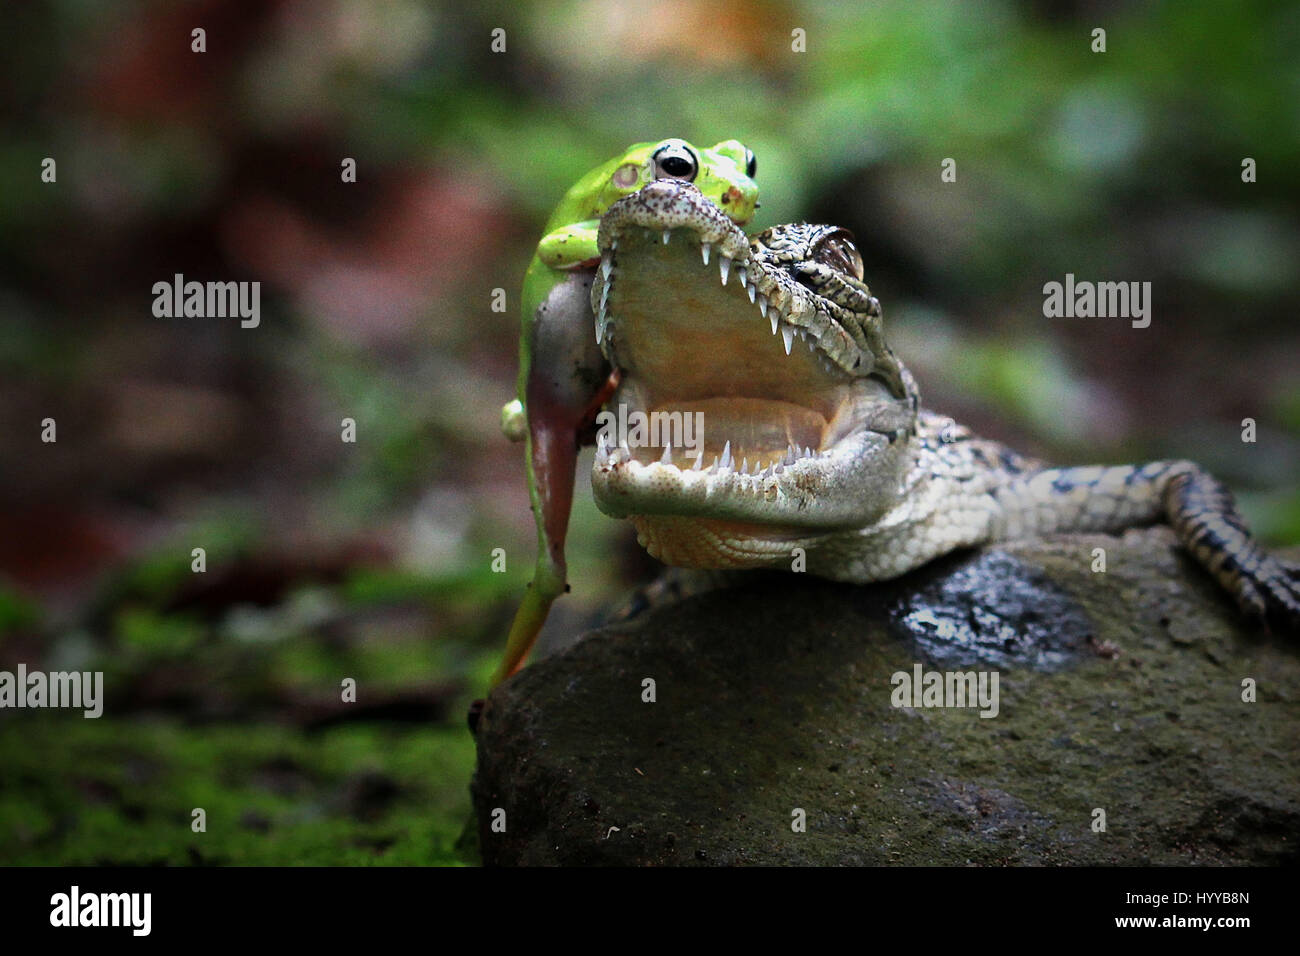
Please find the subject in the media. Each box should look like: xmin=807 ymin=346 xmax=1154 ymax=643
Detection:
xmin=494 ymin=139 xmax=759 ymax=687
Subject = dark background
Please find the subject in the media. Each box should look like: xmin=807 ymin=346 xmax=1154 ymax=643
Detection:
xmin=1 ymin=0 xmax=1296 ymax=864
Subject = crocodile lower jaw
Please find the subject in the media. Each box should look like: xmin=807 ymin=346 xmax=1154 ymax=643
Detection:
xmin=593 ymin=424 xmax=903 ymax=529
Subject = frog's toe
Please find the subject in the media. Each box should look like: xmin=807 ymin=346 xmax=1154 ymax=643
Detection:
xmin=500 ymin=399 xmax=527 ymax=442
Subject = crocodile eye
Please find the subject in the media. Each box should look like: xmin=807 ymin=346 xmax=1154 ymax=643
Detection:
xmin=653 ymin=141 xmax=698 ymax=182
xmin=744 ymin=146 xmax=757 ymax=178
xmin=814 ymin=230 xmax=863 ymax=279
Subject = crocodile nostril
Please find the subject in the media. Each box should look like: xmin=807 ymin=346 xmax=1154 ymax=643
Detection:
xmin=794 ymin=271 xmax=823 ymax=292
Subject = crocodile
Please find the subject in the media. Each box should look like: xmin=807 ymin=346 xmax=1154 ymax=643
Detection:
xmin=571 ymin=178 xmax=1300 ymax=640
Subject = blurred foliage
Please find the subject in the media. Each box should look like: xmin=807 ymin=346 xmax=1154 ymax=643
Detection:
xmin=1 ymin=0 xmax=1297 ymax=865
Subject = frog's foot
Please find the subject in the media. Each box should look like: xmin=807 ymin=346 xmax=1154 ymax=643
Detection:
xmin=490 ymin=568 xmax=566 ymax=689
xmin=500 ymin=399 xmax=526 ymax=442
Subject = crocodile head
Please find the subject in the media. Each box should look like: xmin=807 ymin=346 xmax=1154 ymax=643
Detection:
xmin=590 ymin=179 xmax=920 ymax=569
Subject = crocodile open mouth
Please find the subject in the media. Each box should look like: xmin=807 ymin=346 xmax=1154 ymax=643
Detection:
xmin=589 ymin=180 xmax=914 ymax=533
xmin=598 ymin=232 xmax=861 ymax=473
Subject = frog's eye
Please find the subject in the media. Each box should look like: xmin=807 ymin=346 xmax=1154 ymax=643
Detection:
xmin=611 ymin=163 xmax=640 ymax=189
xmin=813 ymin=230 xmax=863 ymax=279
xmin=743 ymin=145 xmax=757 ymax=178
xmin=652 ymin=141 xmax=698 ymax=182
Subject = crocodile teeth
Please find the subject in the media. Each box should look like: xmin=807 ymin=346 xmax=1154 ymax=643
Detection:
xmin=740 ymin=457 xmax=748 ymax=475
xmin=720 ymin=440 xmax=733 ymax=470
xmin=737 ymin=267 xmax=748 ymax=290
xmin=700 ymin=243 xmax=711 ymax=266
xmin=769 ymin=312 xmax=779 ymax=335
xmin=719 ymin=257 xmax=731 ymax=286
xmin=662 ymin=231 xmax=671 ymax=245
xmin=758 ymin=296 xmax=768 ymax=319
xmin=747 ymin=282 xmax=757 ymax=303
xmin=596 ymin=284 xmax=610 ymax=344
xmin=782 ymin=326 xmax=794 ymax=355
xmin=600 ymin=252 xmax=613 ymax=280
xmin=660 ymin=442 xmax=673 ymax=464
xmin=692 ymin=451 xmax=705 ymax=470
xmin=595 ymin=278 xmax=611 ymax=345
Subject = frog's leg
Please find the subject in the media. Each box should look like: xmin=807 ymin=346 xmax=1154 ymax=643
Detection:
xmin=536 ymin=221 xmax=600 ymax=271
xmin=490 ymin=269 xmax=610 ymax=688
xmin=490 ymin=418 xmax=572 ymax=686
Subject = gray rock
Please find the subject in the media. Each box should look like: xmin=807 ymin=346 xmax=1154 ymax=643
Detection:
xmin=471 ymin=528 xmax=1300 ymax=865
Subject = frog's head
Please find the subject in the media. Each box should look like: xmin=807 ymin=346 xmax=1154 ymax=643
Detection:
xmin=593 ymin=139 xmax=759 ymax=226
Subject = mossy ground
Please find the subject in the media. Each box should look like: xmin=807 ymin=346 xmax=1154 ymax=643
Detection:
xmin=0 ymin=559 xmax=516 ymax=866
xmin=1 ymin=718 xmax=476 ymax=866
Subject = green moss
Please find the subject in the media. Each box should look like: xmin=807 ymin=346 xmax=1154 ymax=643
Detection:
xmin=0 ymin=716 xmax=476 ymax=865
